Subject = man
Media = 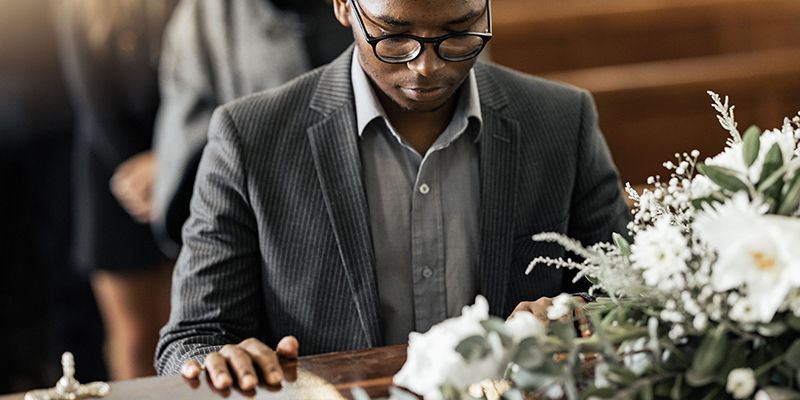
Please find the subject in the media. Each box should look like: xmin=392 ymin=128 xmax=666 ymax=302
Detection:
xmin=156 ymin=0 xmax=629 ymax=390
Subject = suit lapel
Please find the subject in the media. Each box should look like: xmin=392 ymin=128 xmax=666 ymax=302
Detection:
xmin=306 ymin=48 xmax=382 ymax=347
xmin=476 ymin=64 xmax=520 ymax=317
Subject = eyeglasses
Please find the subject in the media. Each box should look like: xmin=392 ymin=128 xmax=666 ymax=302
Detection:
xmin=348 ymin=0 xmax=492 ymax=64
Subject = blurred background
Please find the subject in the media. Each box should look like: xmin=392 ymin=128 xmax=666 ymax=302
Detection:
xmin=1 ymin=0 xmax=800 ymax=394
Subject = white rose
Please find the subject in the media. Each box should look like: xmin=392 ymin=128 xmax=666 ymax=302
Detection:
xmin=504 ymin=311 xmax=545 ymax=341
xmin=726 ymin=368 xmax=756 ymax=399
xmin=546 ymin=293 xmax=573 ymax=320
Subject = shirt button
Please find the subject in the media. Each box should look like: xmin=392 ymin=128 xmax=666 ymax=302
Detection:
xmin=421 ymin=266 xmax=433 ymax=279
xmin=419 ymin=183 xmax=430 ymax=194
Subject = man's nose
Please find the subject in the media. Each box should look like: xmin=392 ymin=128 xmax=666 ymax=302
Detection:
xmin=406 ymin=44 xmax=446 ymax=77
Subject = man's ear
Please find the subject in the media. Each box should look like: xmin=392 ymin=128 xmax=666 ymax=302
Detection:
xmin=332 ymin=0 xmax=352 ymax=28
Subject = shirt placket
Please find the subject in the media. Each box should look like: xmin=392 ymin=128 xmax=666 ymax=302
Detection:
xmin=411 ymin=152 xmax=447 ymax=333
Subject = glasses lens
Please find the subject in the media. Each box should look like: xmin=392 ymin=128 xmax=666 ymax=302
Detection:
xmin=439 ymin=35 xmax=485 ymax=61
xmin=375 ymin=37 xmax=421 ymax=63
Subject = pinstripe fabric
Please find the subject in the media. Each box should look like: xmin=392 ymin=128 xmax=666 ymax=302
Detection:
xmin=155 ymin=47 xmax=630 ymax=375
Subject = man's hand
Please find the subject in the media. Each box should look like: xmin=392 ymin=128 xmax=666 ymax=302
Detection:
xmin=509 ymin=296 xmax=587 ymax=324
xmin=181 ymin=336 xmax=299 ymax=390
xmin=110 ymin=151 xmax=156 ymax=223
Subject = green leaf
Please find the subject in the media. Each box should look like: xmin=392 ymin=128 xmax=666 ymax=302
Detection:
xmin=550 ymin=320 xmax=576 ymax=345
xmin=757 ymin=143 xmax=786 ymax=192
xmin=686 ymin=325 xmax=729 ymax=387
xmin=512 ymin=337 xmax=546 ymax=370
xmin=670 ymin=374 xmax=684 ymax=400
xmin=606 ymin=366 xmax=637 ymax=386
xmin=718 ymin=340 xmax=748 ymax=383
xmin=612 ymin=233 xmax=631 ymax=257
xmin=756 ymin=387 xmax=800 ymax=400
xmin=787 ymin=314 xmax=800 ymax=331
xmin=640 ymin=382 xmax=655 ymax=400
xmin=697 ymin=163 xmax=748 ymax=193
xmin=481 ymin=318 xmax=513 ymax=347
xmin=455 ymin=335 xmax=490 ymax=362
xmin=501 ymin=388 xmax=525 ymax=400
xmin=742 ymin=125 xmax=761 ymax=167
xmin=785 ymin=339 xmax=800 ymax=369
xmin=778 ymin=172 xmax=800 ymax=215
xmin=580 ymin=387 xmax=615 ymax=399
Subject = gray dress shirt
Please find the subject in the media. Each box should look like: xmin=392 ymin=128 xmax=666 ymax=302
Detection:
xmin=351 ymin=50 xmax=482 ymax=344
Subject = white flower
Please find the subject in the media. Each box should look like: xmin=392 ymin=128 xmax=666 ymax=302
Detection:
xmin=393 ymin=296 xmax=507 ymax=400
xmin=705 ymin=127 xmax=795 ymax=183
xmin=619 ymin=337 xmax=652 ymax=376
xmin=690 ymin=174 xmax=717 ymax=199
xmin=692 ymin=313 xmax=708 ymax=331
xmin=726 ymin=368 xmax=756 ymax=399
xmin=730 ymin=298 xmax=760 ymax=324
xmin=630 ymin=217 xmax=691 ymax=291
xmin=504 ymin=311 xmax=545 ymax=341
xmin=594 ymin=362 xmax=611 ymax=388
xmin=694 ymin=193 xmax=800 ymax=322
xmin=706 ymin=143 xmax=747 ymax=176
xmin=755 ymin=390 xmax=771 ymax=400
xmin=547 ymin=293 xmax=573 ymax=320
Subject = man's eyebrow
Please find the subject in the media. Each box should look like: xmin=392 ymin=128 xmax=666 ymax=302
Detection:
xmin=372 ymin=8 xmax=483 ymax=28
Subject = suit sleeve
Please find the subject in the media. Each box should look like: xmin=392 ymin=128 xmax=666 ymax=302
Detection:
xmin=155 ymin=107 xmax=263 ymax=375
xmin=563 ymin=91 xmax=631 ymax=293
xmin=151 ymin=0 xmax=219 ymax=254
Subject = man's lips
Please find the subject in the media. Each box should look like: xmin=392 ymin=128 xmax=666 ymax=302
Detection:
xmin=400 ymin=86 xmax=447 ymax=101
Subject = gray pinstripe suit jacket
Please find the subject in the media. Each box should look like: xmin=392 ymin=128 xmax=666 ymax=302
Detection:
xmin=155 ymin=47 xmax=630 ymax=375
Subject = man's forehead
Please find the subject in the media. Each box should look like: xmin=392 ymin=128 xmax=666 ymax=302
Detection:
xmin=358 ymin=0 xmax=485 ymax=27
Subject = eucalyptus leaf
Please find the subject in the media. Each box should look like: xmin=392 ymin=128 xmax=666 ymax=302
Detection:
xmin=697 ymin=163 xmax=748 ymax=193
xmin=742 ymin=125 xmax=761 ymax=167
xmin=513 ymin=337 xmax=546 ymax=370
xmin=785 ymin=339 xmax=800 ymax=369
xmin=481 ymin=318 xmax=513 ymax=347
xmin=501 ymin=388 xmax=525 ymax=400
xmin=778 ymin=173 xmax=800 ymax=215
xmin=606 ymin=366 xmax=637 ymax=386
xmin=690 ymin=196 xmax=721 ymax=210
xmin=670 ymin=374 xmax=684 ymax=400
xmin=787 ymin=314 xmax=800 ymax=331
xmin=757 ymin=144 xmax=786 ymax=192
xmin=455 ymin=335 xmax=491 ymax=362
xmin=580 ymin=387 xmax=615 ymax=399
xmin=612 ymin=232 xmax=631 ymax=257
xmin=686 ymin=325 xmax=729 ymax=387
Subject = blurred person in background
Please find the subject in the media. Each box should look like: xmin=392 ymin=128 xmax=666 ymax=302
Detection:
xmin=0 ymin=0 xmax=106 ymax=393
xmin=151 ymin=0 xmax=352 ymax=255
xmin=53 ymin=0 xmax=179 ymax=379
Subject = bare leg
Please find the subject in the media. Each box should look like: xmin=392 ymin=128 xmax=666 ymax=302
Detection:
xmin=91 ymin=261 xmax=173 ymax=380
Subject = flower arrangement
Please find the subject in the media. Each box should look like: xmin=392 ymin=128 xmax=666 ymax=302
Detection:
xmin=385 ymin=93 xmax=800 ymax=400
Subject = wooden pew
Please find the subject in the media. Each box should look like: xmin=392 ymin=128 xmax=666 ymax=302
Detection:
xmin=543 ymin=48 xmax=800 ymax=184
xmin=491 ymin=0 xmax=800 ymax=74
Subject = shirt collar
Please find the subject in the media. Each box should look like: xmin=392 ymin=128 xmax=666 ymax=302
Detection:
xmin=350 ymin=47 xmax=483 ymax=140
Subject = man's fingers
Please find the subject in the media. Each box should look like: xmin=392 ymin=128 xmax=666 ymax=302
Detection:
xmin=240 ymin=339 xmax=283 ymax=386
xmin=276 ymin=336 xmax=299 ymax=359
xmin=181 ymin=359 xmax=203 ymax=379
xmin=220 ymin=345 xmax=258 ymax=390
xmin=204 ymin=352 xmax=233 ymax=389
xmin=573 ymin=301 xmax=591 ymax=337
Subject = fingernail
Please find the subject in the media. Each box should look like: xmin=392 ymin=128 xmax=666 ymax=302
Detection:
xmin=216 ymin=373 xmax=232 ymax=387
xmin=269 ymin=371 xmax=283 ymax=384
xmin=241 ymin=375 xmax=256 ymax=388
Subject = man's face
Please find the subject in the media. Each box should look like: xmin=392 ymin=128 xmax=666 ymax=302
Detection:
xmin=334 ymin=0 xmax=488 ymax=113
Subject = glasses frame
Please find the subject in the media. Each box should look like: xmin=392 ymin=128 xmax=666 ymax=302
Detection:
xmin=348 ymin=0 xmax=493 ymax=64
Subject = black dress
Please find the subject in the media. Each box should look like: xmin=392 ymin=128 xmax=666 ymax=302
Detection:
xmin=56 ymin=1 xmax=178 ymax=273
